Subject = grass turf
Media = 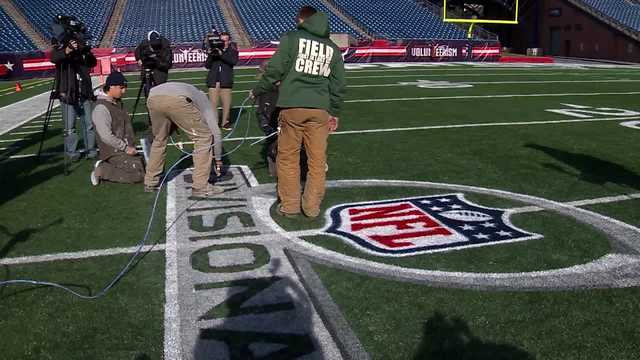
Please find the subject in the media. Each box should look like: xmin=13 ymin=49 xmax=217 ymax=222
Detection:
xmin=1 ymin=64 xmax=639 ymax=358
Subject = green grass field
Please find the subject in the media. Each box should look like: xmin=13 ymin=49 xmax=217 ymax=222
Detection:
xmin=1 ymin=63 xmax=640 ymax=359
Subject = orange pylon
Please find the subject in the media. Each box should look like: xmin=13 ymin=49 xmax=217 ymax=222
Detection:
xmin=15 ymin=82 xmax=22 ymax=92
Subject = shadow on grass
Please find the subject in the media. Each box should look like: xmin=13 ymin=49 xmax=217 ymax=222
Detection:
xmin=525 ymin=143 xmax=640 ymax=192
xmin=413 ymin=312 xmax=534 ymax=360
xmin=0 ymin=219 xmax=63 ymax=259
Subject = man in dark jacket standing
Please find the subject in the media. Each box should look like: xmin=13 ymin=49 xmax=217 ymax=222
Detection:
xmin=135 ymin=31 xmax=172 ymax=96
xmin=50 ymin=37 xmax=98 ymax=160
xmin=252 ymin=6 xmax=346 ymax=218
xmin=205 ymin=32 xmax=238 ymax=130
xmin=90 ymin=72 xmax=144 ymax=186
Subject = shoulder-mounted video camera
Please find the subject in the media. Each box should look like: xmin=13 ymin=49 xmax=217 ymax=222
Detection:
xmin=51 ymin=15 xmax=91 ymax=50
xmin=203 ymin=27 xmax=225 ymax=53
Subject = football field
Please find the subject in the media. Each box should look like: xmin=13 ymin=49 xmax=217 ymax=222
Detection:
xmin=1 ymin=63 xmax=640 ymax=359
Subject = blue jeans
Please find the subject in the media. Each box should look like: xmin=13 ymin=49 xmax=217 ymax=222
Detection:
xmin=61 ymin=100 xmax=96 ymax=157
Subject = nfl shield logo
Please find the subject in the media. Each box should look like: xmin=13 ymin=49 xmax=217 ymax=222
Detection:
xmin=323 ymin=194 xmax=542 ymax=256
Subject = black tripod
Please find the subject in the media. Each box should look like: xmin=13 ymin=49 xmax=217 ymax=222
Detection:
xmin=36 ymin=78 xmax=74 ymax=175
xmin=130 ymin=68 xmax=155 ymax=125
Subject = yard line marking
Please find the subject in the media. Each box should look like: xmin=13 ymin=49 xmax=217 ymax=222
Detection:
xmin=5 ymin=115 xmax=639 ymax=160
xmin=0 ymin=138 xmax=24 ymax=143
xmin=0 ymin=244 xmax=165 ymax=266
xmin=8 ymin=131 xmax=40 ymax=135
xmin=510 ymin=193 xmax=640 ymax=214
xmin=2 ymin=191 xmax=638 ymax=266
xmin=345 ymin=91 xmax=640 ymax=103
xmin=348 ymin=79 xmax=640 ymax=88
xmin=164 ymin=175 xmax=181 ymax=360
xmin=124 ymin=71 xmax=640 ymax=89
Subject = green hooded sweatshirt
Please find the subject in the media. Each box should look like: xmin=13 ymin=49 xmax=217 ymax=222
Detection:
xmin=252 ymin=12 xmax=346 ymax=117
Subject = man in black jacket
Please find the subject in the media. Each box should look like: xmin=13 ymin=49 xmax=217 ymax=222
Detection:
xmin=50 ymin=37 xmax=98 ymax=160
xmin=205 ymin=32 xmax=238 ymax=130
xmin=135 ymin=31 xmax=172 ymax=96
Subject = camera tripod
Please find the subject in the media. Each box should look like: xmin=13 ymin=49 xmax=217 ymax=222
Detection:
xmin=130 ymin=68 xmax=155 ymax=125
xmin=36 ymin=75 xmax=91 ymax=176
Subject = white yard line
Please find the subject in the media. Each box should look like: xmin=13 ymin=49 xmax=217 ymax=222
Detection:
xmin=1 ymin=191 xmax=638 ymax=266
xmin=0 ymin=244 xmax=165 ymax=266
xmin=7 ymin=131 xmax=41 ymax=135
xmin=349 ymin=79 xmax=640 ymax=88
xmin=5 ymin=115 xmax=639 ymax=159
xmin=345 ymin=91 xmax=640 ymax=103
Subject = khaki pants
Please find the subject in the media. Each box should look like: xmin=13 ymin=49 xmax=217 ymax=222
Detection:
xmin=208 ymin=83 xmax=232 ymax=126
xmin=277 ymin=108 xmax=329 ymax=216
xmin=145 ymin=95 xmax=213 ymax=191
xmin=98 ymin=153 xmax=144 ymax=183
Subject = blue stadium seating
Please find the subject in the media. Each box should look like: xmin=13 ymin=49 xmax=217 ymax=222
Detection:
xmin=579 ymin=0 xmax=640 ymax=32
xmin=233 ymin=0 xmax=362 ymax=41
xmin=11 ymin=0 xmax=116 ymax=47
xmin=113 ymin=0 xmax=228 ymax=48
xmin=332 ymin=0 xmax=466 ymax=39
xmin=0 ymin=7 xmax=37 ymax=52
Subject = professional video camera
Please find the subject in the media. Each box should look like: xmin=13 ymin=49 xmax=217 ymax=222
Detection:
xmin=203 ymin=27 xmax=225 ymax=53
xmin=51 ymin=15 xmax=91 ymax=49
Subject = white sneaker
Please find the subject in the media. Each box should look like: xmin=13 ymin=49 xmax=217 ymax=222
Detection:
xmin=90 ymin=160 xmax=102 ymax=186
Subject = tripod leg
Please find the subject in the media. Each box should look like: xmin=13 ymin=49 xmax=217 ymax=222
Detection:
xmin=37 ymin=97 xmax=56 ymax=160
xmin=130 ymin=80 xmax=145 ymax=125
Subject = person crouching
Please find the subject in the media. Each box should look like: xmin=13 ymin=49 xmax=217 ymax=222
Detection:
xmin=90 ymin=72 xmax=145 ymax=186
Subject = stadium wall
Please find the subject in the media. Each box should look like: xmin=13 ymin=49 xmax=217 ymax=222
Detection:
xmin=0 ymin=40 xmax=500 ymax=80
xmin=513 ymin=0 xmax=639 ymax=62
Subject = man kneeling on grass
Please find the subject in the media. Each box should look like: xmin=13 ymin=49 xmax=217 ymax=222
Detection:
xmin=90 ymin=72 xmax=145 ymax=186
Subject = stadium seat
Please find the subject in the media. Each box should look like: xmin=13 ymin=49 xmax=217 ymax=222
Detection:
xmin=113 ymin=0 xmax=229 ymax=48
xmin=233 ymin=0 xmax=362 ymax=42
xmin=0 ymin=6 xmax=37 ymax=52
xmin=332 ymin=0 xmax=467 ymax=40
xmin=578 ymin=0 xmax=640 ymax=32
xmin=11 ymin=0 xmax=117 ymax=47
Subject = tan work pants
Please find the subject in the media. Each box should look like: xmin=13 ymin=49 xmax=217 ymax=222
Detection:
xmin=277 ymin=108 xmax=330 ymax=216
xmin=145 ymin=95 xmax=213 ymax=191
xmin=208 ymin=83 xmax=232 ymax=126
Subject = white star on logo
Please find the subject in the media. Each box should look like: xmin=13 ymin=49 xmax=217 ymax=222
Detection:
xmin=460 ymin=224 xmax=476 ymax=231
xmin=4 ymin=61 xmax=14 ymax=71
xmin=473 ymin=233 xmax=490 ymax=240
xmin=430 ymin=206 xmax=444 ymax=211
xmin=449 ymin=204 xmax=462 ymax=209
xmin=481 ymin=222 xmax=496 ymax=228
xmin=420 ymin=200 xmax=432 ymax=204
xmin=496 ymin=230 xmax=513 ymax=237
xmin=437 ymin=198 xmax=451 ymax=203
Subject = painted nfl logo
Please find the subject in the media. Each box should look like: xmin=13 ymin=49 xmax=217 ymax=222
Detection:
xmin=323 ymin=194 xmax=543 ymax=257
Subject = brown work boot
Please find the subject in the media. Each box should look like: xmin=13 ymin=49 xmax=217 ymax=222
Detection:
xmin=276 ymin=204 xmax=299 ymax=218
xmin=191 ymin=184 xmax=224 ymax=199
xmin=302 ymin=206 xmax=320 ymax=219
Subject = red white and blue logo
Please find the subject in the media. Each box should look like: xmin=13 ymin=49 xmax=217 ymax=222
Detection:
xmin=323 ymin=194 xmax=542 ymax=257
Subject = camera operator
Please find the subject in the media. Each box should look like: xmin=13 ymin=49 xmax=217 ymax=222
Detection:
xmin=135 ymin=30 xmax=172 ymax=96
xmin=50 ymin=26 xmax=98 ymax=161
xmin=204 ymin=30 xmax=238 ymax=130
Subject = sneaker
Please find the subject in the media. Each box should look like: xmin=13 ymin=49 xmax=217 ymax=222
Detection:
xmin=86 ymin=150 xmax=98 ymax=159
xmin=191 ymin=184 xmax=224 ymax=198
xmin=90 ymin=160 xmax=102 ymax=186
xmin=68 ymin=152 xmax=81 ymax=162
xmin=144 ymin=184 xmax=160 ymax=193
xmin=221 ymin=123 xmax=233 ymax=131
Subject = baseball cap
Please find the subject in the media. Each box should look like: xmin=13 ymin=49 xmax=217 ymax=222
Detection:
xmin=105 ymin=71 xmax=127 ymax=88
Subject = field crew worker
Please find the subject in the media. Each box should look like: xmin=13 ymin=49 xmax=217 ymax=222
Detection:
xmin=251 ymin=5 xmax=346 ymax=218
xmin=144 ymin=82 xmax=224 ymax=198
xmin=91 ymin=72 xmax=144 ymax=185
